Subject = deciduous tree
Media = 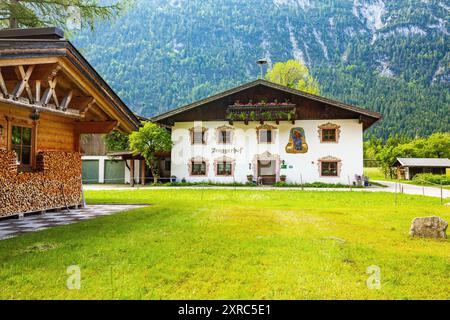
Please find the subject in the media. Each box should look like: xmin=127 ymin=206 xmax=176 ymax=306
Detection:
xmin=104 ymin=130 xmax=129 ymax=152
xmin=129 ymin=122 xmax=172 ymax=184
xmin=265 ymin=60 xmax=320 ymax=95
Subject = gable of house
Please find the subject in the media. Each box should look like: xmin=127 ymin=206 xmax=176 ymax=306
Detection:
xmin=152 ymin=79 xmax=381 ymax=130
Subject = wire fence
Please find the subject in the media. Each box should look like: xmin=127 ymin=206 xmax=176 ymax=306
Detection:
xmin=392 ymin=178 xmax=447 ymax=205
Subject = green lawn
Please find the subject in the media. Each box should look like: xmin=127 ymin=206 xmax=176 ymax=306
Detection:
xmin=0 ymin=189 xmax=449 ymax=300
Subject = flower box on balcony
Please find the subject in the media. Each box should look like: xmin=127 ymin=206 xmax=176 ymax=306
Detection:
xmin=226 ymin=102 xmax=296 ymax=125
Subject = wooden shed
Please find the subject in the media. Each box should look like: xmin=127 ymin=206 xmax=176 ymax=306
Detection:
xmin=395 ymin=158 xmax=450 ymax=180
xmin=0 ymin=27 xmax=140 ymax=218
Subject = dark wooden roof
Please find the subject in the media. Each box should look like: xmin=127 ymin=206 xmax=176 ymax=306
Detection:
xmin=0 ymin=27 xmax=64 ymax=40
xmin=0 ymin=27 xmax=140 ymax=131
xmin=152 ymin=79 xmax=382 ymax=130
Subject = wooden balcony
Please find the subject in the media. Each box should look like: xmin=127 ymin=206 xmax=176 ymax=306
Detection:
xmin=226 ymin=103 xmax=296 ymax=125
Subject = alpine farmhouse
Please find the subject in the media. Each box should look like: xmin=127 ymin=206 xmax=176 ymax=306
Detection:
xmin=0 ymin=28 xmax=139 ymax=218
xmin=153 ymin=80 xmax=382 ymax=185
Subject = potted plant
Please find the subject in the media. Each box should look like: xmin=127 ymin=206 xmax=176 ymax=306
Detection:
xmin=247 ymin=174 xmax=253 ymax=182
xmin=261 ymin=111 xmax=273 ymax=121
xmin=280 ymin=175 xmax=287 ymax=182
xmin=170 ymin=175 xmax=177 ymax=183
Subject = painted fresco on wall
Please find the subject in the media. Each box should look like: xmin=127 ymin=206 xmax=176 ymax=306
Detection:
xmin=285 ymin=127 xmax=308 ymax=154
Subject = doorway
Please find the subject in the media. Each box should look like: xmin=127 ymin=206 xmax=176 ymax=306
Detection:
xmin=258 ymin=160 xmax=276 ymax=185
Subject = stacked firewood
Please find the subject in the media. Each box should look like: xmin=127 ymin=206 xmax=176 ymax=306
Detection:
xmin=0 ymin=150 xmax=82 ymax=217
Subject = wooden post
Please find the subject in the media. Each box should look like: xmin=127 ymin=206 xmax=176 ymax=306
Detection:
xmin=394 ymin=182 xmax=397 ymax=206
xmin=140 ymin=159 xmax=146 ymax=185
xmin=130 ymin=160 xmax=135 ymax=187
xmin=300 ymin=173 xmax=303 ymax=191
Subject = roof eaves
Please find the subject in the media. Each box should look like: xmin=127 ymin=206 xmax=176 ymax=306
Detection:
xmin=151 ymin=79 xmax=382 ymax=122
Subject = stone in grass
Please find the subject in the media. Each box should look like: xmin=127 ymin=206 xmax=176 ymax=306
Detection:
xmin=409 ymin=216 xmax=448 ymax=239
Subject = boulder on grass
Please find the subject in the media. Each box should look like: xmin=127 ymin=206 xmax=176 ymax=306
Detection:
xmin=409 ymin=216 xmax=448 ymax=239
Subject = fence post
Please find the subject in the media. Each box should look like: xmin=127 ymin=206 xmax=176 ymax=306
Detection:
xmin=394 ymin=182 xmax=397 ymax=206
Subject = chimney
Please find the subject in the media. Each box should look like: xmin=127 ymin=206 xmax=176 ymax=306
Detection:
xmin=0 ymin=27 xmax=64 ymax=40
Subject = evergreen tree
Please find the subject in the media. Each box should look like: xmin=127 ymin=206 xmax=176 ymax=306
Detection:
xmin=0 ymin=0 xmax=121 ymax=31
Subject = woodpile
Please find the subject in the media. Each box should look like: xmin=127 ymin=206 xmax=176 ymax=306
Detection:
xmin=0 ymin=150 xmax=82 ymax=218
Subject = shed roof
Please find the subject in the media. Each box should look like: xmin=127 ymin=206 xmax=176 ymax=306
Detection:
xmin=396 ymin=158 xmax=450 ymax=167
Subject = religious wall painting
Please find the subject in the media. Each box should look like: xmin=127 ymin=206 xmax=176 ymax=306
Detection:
xmin=285 ymin=127 xmax=308 ymax=154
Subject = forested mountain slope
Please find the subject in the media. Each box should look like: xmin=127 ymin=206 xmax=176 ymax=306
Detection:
xmin=73 ymin=0 xmax=450 ymax=138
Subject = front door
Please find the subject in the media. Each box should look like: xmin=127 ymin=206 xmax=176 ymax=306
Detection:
xmin=258 ymin=160 xmax=276 ymax=185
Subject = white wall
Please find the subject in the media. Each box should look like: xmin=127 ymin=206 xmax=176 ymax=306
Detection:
xmin=81 ymin=156 xmax=142 ymax=184
xmin=171 ymin=120 xmax=363 ymax=184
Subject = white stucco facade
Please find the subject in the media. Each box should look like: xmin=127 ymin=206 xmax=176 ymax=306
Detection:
xmin=170 ymin=119 xmax=364 ymax=184
xmin=81 ymin=155 xmax=142 ymax=184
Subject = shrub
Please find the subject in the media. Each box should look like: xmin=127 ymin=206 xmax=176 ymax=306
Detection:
xmin=412 ymin=174 xmax=450 ymax=185
xmin=273 ymin=181 xmax=360 ymax=188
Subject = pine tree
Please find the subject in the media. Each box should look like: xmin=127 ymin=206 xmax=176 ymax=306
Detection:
xmin=0 ymin=0 xmax=121 ymax=31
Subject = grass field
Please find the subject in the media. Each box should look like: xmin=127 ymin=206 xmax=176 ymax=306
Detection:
xmin=0 ymin=189 xmax=449 ymax=300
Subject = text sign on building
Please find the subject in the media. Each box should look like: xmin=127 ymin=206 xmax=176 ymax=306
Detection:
xmin=211 ymin=147 xmax=244 ymax=155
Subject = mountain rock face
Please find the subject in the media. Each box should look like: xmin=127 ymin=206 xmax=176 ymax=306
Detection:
xmin=73 ymin=0 xmax=450 ymax=138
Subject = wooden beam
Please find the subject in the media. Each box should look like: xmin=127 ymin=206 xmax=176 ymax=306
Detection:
xmin=140 ymin=160 xmax=146 ymax=185
xmin=40 ymin=77 xmax=57 ymax=106
xmin=88 ymin=104 xmax=108 ymax=121
xmin=74 ymin=120 xmax=118 ymax=134
xmin=130 ymin=160 xmax=135 ymax=187
xmin=0 ymin=95 xmax=81 ymax=118
xmin=60 ymin=90 xmax=73 ymax=111
xmin=0 ymin=57 xmax=60 ymax=67
xmin=12 ymin=65 xmax=35 ymax=102
xmin=80 ymin=98 xmax=95 ymax=118
xmin=0 ymin=67 xmax=8 ymax=98
xmin=35 ymin=80 xmax=41 ymax=103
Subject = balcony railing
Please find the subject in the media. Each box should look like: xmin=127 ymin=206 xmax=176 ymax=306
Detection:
xmin=226 ymin=103 xmax=296 ymax=124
